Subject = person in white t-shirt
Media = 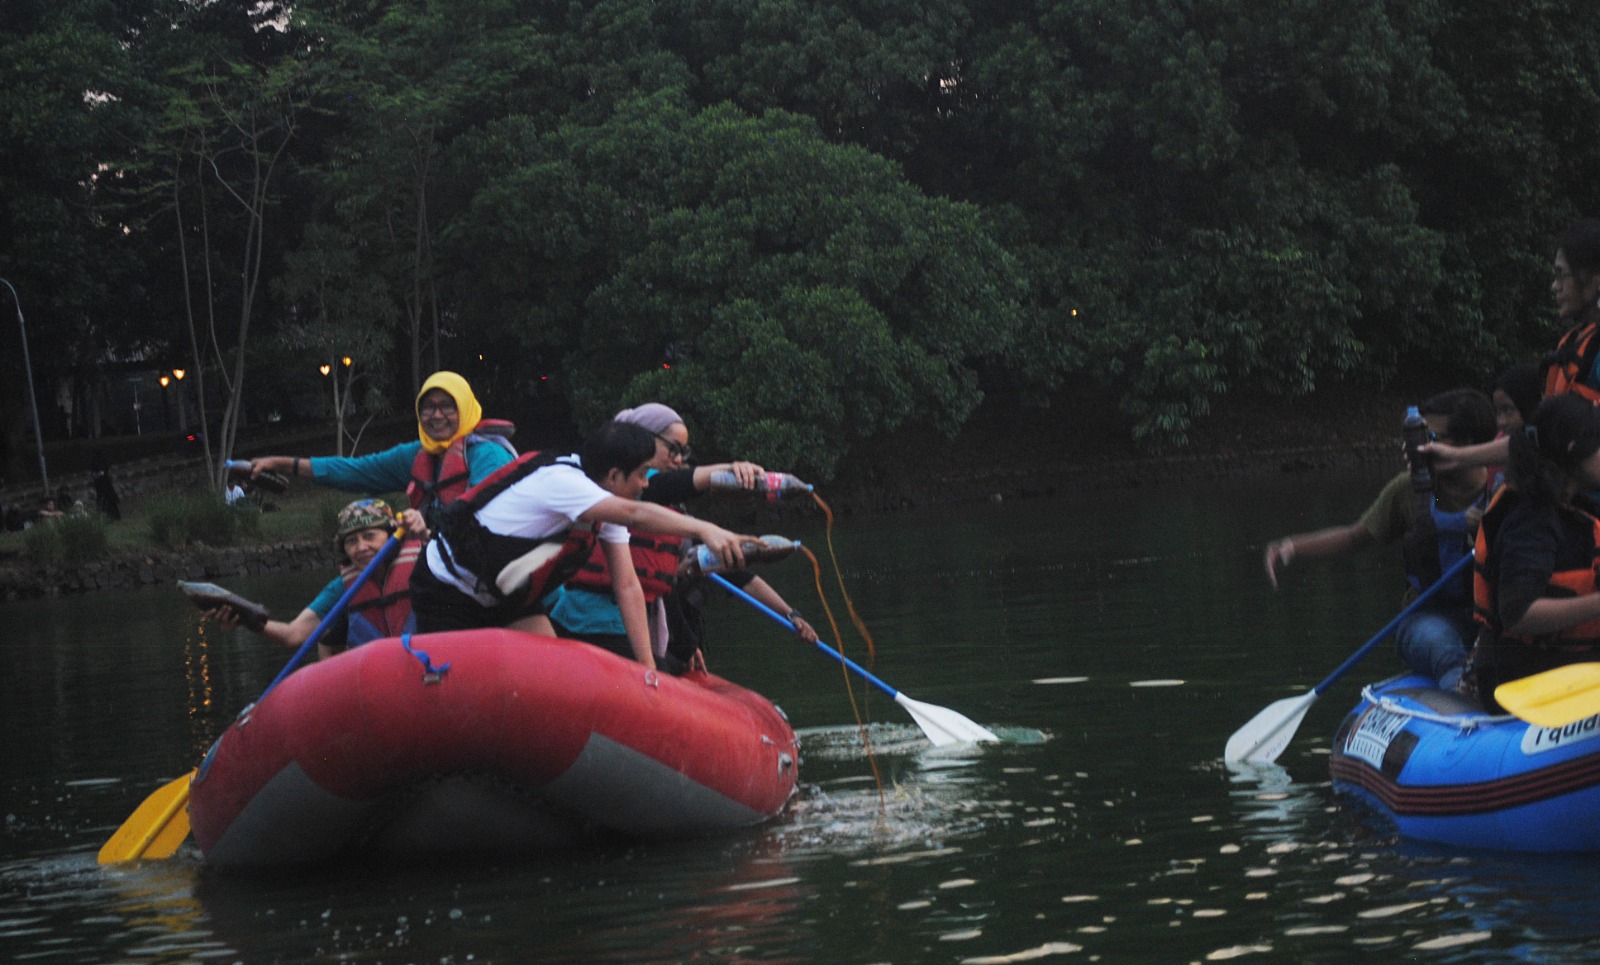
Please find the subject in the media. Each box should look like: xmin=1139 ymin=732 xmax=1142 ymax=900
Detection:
xmin=409 ymin=420 xmax=753 ymax=669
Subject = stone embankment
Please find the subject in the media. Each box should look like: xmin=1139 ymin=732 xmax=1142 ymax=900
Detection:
xmin=0 ymin=539 xmax=335 ymax=601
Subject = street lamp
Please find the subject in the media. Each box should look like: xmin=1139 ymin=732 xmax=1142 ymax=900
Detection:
xmin=0 ymin=277 xmax=49 ymax=493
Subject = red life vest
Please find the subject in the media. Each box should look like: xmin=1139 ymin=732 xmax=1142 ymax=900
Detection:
xmin=431 ymin=451 xmax=596 ymax=606
xmin=1474 ymin=487 xmax=1600 ymax=650
xmin=1543 ymin=322 xmax=1600 ymax=404
xmin=341 ymin=538 xmax=421 ymax=647
xmin=565 ymin=528 xmax=684 ymax=602
xmin=407 ymin=419 xmax=518 ymax=520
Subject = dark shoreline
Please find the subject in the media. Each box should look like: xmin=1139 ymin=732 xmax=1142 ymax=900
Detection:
xmin=0 ymin=383 xmax=1412 ymax=600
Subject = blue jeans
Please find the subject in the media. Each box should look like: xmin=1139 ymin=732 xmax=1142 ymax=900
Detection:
xmin=1393 ymin=609 xmax=1472 ymax=689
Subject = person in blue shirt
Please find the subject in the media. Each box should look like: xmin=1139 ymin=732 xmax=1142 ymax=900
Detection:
xmin=244 ymin=371 xmax=515 ymax=533
xmin=204 ymin=498 xmax=418 ymax=659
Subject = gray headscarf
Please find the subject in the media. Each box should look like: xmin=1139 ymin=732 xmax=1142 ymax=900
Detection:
xmin=614 ymin=402 xmax=684 ymax=435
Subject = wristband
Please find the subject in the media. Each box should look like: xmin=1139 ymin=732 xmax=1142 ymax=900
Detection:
xmin=295 ymin=457 xmax=305 ymax=477
xmin=786 ymin=609 xmax=804 ymax=624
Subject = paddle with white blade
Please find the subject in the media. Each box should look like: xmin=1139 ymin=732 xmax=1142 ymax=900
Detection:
xmin=709 ymin=573 xmax=999 ymax=746
xmin=1224 ymin=552 xmax=1473 ymax=763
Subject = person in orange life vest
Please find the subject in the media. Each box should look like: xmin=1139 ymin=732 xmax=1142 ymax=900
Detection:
xmin=545 ymin=403 xmax=818 ymax=671
xmin=1486 ymin=362 xmax=1542 ymax=489
xmin=1424 ymin=220 xmax=1600 ymax=475
xmin=1466 ymin=394 xmax=1600 ymax=711
xmin=203 ymin=498 xmax=420 ymax=660
xmin=409 ymin=420 xmax=757 ymax=670
xmin=243 ymin=371 xmax=514 ymax=533
xmin=1264 ymin=389 xmax=1498 ymax=689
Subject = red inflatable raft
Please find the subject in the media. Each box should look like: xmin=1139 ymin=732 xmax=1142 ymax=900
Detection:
xmin=188 ymin=629 xmax=799 ymax=869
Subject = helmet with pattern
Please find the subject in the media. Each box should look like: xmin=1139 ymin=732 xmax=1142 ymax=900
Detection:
xmin=334 ymin=498 xmax=396 ymax=564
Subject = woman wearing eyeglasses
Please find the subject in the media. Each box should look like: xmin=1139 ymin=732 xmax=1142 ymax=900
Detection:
xmin=1424 ymin=220 xmax=1600 ymax=474
xmin=547 ymin=402 xmax=818 ymax=671
xmin=245 ymin=371 xmax=516 ymax=535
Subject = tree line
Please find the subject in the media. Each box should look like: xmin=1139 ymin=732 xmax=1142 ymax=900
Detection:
xmin=4 ymin=0 xmax=1600 ymax=483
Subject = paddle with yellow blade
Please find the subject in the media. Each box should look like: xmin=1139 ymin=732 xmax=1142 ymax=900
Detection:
xmin=98 ymin=529 xmax=405 ymax=864
xmin=1494 ymin=662 xmax=1600 ymax=728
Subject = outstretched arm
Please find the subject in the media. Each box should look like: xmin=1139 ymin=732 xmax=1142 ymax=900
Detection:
xmin=1420 ymin=436 xmax=1510 ymax=473
xmin=741 ymin=576 xmax=818 ymax=643
xmin=581 ymin=497 xmax=753 ymax=568
xmin=1263 ymin=522 xmax=1376 ymax=590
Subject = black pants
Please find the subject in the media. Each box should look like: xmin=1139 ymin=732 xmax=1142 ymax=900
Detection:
xmin=409 ymin=559 xmax=543 ymax=633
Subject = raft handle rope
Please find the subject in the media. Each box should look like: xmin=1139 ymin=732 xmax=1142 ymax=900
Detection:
xmin=400 ymin=631 xmax=451 ymax=683
xmin=1360 ymin=685 xmax=1515 ymax=733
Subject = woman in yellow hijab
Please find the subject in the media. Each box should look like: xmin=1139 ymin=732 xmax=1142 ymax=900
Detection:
xmin=246 ymin=371 xmax=516 ymax=535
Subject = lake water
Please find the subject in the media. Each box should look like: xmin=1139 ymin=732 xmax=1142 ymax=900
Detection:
xmin=4 ymin=465 xmax=1600 ymax=963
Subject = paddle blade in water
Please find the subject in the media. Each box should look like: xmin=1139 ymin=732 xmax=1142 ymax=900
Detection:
xmin=1494 ymin=662 xmax=1600 ymax=728
xmin=1224 ymin=691 xmax=1317 ymax=763
xmin=98 ymin=771 xmax=193 ymax=864
xmin=894 ymin=693 xmax=1000 ymax=746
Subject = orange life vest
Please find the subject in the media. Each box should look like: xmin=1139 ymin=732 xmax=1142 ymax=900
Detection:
xmin=341 ymin=538 xmax=421 ymax=647
xmin=565 ymin=529 xmax=683 ymax=602
xmin=1474 ymin=487 xmax=1600 ymax=649
xmin=406 ymin=419 xmax=517 ymax=522
xmin=1543 ymin=322 xmax=1600 ymax=404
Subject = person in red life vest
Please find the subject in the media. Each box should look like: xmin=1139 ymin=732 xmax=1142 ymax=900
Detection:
xmin=203 ymin=498 xmax=421 ymax=660
xmin=244 ymin=371 xmax=515 ymax=533
xmin=1264 ymin=389 xmax=1498 ymax=690
xmin=1425 ymin=220 xmax=1600 ymax=474
xmin=1467 ymin=394 xmax=1600 ymax=711
xmin=545 ymin=402 xmax=818 ymax=671
xmin=409 ymin=420 xmax=757 ymax=670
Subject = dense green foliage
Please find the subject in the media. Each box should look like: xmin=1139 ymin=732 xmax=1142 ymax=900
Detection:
xmin=5 ymin=0 xmax=1600 ymax=479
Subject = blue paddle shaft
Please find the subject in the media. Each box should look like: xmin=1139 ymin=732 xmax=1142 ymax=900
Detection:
xmin=708 ymin=572 xmax=901 ymax=700
xmin=1311 ymin=552 xmax=1474 ymax=696
xmin=259 ymin=533 xmax=402 ymax=700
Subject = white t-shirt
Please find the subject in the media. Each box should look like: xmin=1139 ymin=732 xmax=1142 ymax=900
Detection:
xmin=425 ymin=457 xmax=628 ymax=602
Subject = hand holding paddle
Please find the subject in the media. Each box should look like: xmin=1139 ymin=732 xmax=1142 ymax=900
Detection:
xmin=99 ymin=529 xmax=406 ymax=864
xmin=1224 ymin=553 xmax=1473 ymax=763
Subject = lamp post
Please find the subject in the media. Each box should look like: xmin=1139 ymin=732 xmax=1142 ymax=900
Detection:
xmin=0 ymin=277 xmax=49 ymax=493
xmin=172 ymin=368 xmax=187 ymax=432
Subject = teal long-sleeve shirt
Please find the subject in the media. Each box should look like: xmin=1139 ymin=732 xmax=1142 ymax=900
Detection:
xmin=309 ymin=438 xmax=515 ymax=510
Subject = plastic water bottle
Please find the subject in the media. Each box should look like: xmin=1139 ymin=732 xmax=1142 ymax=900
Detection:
xmin=225 ymin=459 xmax=290 ymax=495
xmin=1402 ymin=406 xmax=1433 ymax=493
xmin=678 ymin=536 xmax=802 ymax=578
xmin=707 ymin=470 xmax=813 ymax=502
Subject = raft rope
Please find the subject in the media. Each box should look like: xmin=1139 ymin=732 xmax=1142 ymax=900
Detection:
xmin=808 ymin=492 xmax=885 ymax=812
xmin=400 ymin=631 xmax=451 ymax=683
xmin=1359 ymin=685 xmax=1516 ymax=733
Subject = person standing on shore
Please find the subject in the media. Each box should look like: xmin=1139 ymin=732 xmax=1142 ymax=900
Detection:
xmin=244 ymin=371 xmax=514 ymax=535
xmin=1263 ymin=389 xmax=1498 ymax=689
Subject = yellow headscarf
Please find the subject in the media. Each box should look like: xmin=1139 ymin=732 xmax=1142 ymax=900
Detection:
xmin=416 ymin=371 xmax=483 ymax=455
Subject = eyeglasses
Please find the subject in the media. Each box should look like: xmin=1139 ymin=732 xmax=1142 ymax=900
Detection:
xmin=655 ymin=433 xmax=692 ymax=461
xmin=419 ymin=400 xmax=458 ymax=416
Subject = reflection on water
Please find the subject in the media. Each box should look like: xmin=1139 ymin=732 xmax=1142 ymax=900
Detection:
xmin=3 ymin=469 xmax=1600 ymax=961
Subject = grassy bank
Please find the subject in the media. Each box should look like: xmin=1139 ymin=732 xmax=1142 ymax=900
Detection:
xmin=0 ymin=479 xmax=361 ymax=569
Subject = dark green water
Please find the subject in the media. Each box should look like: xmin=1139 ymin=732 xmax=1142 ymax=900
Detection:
xmin=4 ymin=466 xmax=1599 ymax=963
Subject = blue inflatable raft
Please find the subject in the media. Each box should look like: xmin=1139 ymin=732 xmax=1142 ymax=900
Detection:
xmin=1329 ymin=674 xmax=1600 ymax=852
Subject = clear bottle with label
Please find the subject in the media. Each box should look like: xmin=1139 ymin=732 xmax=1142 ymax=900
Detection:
xmin=225 ymin=459 xmax=290 ymax=494
xmin=707 ymin=470 xmax=813 ymax=502
xmin=678 ymin=535 xmax=802 ymax=579
xmin=1402 ymin=406 xmax=1433 ymax=493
